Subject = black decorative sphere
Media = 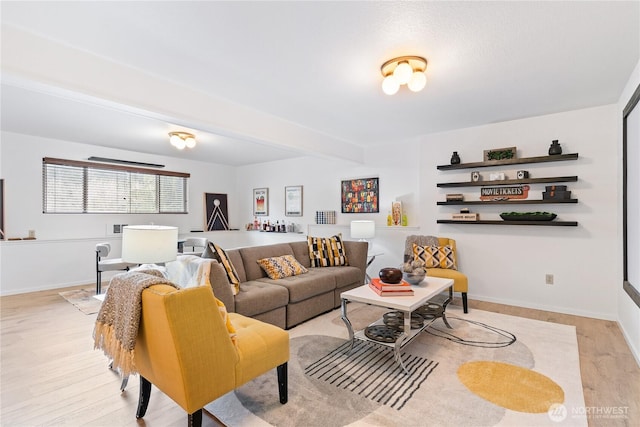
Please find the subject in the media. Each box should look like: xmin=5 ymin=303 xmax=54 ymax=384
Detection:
xmin=379 ymin=267 xmax=403 ymax=284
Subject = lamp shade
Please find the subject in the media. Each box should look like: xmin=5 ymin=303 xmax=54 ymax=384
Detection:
xmin=350 ymin=220 xmax=375 ymax=240
xmin=122 ymin=225 xmax=178 ymax=264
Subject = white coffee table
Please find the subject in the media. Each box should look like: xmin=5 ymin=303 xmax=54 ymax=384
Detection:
xmin=340 ymin=276 xmax=454 ymax=374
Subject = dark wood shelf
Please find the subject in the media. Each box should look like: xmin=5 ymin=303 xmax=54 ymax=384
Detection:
xmin=437 ymin=176 xmax=578 ymax=188
xmin=438 ymin=199 xmax=578 ymax=206
xmin=437 ymin=219 xmax=578 ymax=227
xmin=437 ymin=153 xmax=579 ymax=170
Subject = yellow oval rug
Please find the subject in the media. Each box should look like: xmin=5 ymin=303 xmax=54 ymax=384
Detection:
xmin=457 ymin=361 xmax=564 ymax=413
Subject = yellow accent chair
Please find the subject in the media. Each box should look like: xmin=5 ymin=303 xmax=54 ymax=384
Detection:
xmin=134 ymin=284 xmax=290 ymax=427
xmin=405 ymin=236 xmax=469 ymax=313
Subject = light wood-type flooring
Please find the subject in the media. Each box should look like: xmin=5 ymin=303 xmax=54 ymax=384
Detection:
xmin=1 ymin=285 xmax=638 ymax=426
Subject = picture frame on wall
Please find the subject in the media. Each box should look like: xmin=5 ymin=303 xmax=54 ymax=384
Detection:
xmin=204 ymin=193 xmax=230 ymax=231
xmin=253 ymin=187 xmax=269 ymax=216
xmin=341 ymin=177 xmax=379 ymax=213
xmin=285 ymin=185 xmax=303 ymax=216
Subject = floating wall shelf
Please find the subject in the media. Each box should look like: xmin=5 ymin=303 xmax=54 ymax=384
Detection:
xmin=437 ymin=199 xmax=578 ymax=206
xmin=437 ymin=176 xmax=578 ymax=188
xmin=437 ymin=219 xmax=578 ymax=227
xmin=437 ymin=153 xmax=579 ymax=170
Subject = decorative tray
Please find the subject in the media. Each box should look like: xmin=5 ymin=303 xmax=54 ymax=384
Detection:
xmin=500 ymin=212 xmax=557 ymax=221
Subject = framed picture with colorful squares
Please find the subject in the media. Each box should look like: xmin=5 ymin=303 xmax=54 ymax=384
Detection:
xmin=341 ymin=177 xmax=379 ymax=213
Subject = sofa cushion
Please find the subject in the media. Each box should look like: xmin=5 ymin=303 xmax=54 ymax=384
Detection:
xmin=257 ymin=255 xmax=308 ymax=279
xmin=234 ymin=280 xmax=289 ymax=318
xmin=307 ymin=234 xmax=349 ymax=267
xmin=289 ymin=241 xmax=312 ymax=268
xmin=240 ymin=243 xmax=296 ymax=281
xmin=257 ymin=269 xmax=336 ymax=303
xmin=202 ymin=242 xmax=242 ymax=294
xmin=226 ymin=249 xmax=247 ymax=283
xmin=413 ymin=244 xmax=457 ymax=270
xmin=316 ymin=265 xmax=362 ymax=289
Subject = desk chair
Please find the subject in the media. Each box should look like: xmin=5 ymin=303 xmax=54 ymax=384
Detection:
xmin=181 ymin=237 xmax=208 ymax=256
xmin=95 ymin=243 xmax=136 ymax=294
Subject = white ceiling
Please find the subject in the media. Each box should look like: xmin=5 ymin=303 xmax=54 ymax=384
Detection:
xmin=1 ymin=1 xmax=639 ymax=166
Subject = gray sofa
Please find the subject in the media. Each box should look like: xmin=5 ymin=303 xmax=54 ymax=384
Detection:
xmin=207 ymin=240 xmax=368 ymax=329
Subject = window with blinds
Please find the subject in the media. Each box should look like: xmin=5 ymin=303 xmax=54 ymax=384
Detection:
xmin=43 ymin=157 xmax=189 ymax=214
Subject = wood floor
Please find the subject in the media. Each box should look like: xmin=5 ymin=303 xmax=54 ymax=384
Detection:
xmin=1 ymin=286 xmax=638 ymax=427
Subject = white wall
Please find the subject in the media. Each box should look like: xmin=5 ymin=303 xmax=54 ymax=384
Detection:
xmin=0 ymin=131 xmax=238 ymax=294
xmin=419 ymin=105 xmax=619 ymax=320
xmin=234 ymin=145 xmax=423 ymax=274
xmin=617 ymin=59 xmax=640 ymax=365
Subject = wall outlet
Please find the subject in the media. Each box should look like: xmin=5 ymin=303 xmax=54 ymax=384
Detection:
xmin=106 ymin=223 xmax=128 ymax=236
xmin=545 ymin=274 xmax=554 ymax=285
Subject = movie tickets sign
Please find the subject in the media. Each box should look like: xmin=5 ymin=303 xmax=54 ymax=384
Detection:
xmin=480 ymin=185 xmax=530 ymax=201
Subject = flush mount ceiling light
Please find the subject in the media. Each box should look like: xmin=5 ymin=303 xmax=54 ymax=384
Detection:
xmin=380 ymin=56 xmax=428 ymax=95
xmin=168 ymin=131 xmax=196 ymax=150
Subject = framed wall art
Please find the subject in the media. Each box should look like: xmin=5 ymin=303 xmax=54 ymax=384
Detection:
xmin=285 ymin=185 xmax=303 ymax=216
xmin=204 ymin=193 xmax=230 ymax=231
xmin=341 ymin=177 xmax=379 ymax=213
xmin=253 ymin=188 xmax=269 ymax=216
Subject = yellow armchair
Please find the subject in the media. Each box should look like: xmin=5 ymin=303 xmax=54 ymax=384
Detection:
xmin=405 ymin=236 xmax=469 ymax=313
xmin=134 ymin=284 xmax=289 ymax=427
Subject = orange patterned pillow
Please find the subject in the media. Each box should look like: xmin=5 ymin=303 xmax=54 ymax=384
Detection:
xmin=257 ymin=255 xmax=309 ymax=279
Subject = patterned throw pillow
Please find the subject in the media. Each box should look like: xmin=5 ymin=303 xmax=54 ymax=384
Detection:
xmin=307 ymin=234 xmax=349 ymax=267
xmin=202 ymin=242 xmax=241 ymax=295
xmin=412 ymin=244 xmax=457 ymax=270
xmin=257 ymin=255 xmax=309 ymax=279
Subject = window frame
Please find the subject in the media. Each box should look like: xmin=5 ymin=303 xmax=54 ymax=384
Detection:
xmin=42 ymin=157 xmax=190 ymax=214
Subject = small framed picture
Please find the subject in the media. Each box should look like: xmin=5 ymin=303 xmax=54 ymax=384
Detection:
xmin=253 ymin=188 xmax=269 ymax=216
xmin=285 ymin=185 xmax=303 ymax=216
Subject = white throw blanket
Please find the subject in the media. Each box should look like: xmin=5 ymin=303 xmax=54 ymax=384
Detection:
xmin=165 ymin=255 xmax=216 ymax=288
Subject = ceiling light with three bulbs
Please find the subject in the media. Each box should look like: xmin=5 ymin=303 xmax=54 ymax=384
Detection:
xmin=381 ymin=56 xmax=428 ymax=95
xmin=168 ymin=131 xmax=197 ymax=150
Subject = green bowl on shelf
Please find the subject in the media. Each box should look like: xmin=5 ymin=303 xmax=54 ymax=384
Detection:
xmin=500 ymin=212 xmax=557 ymax=221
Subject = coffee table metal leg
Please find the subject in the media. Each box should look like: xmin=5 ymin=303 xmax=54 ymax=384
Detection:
xmin=393 ymin=312 xmax=411 ymax=375
xmin=340 ymin=299 xmax=355 ymax=353
xmin=441 ymin=286 xmax=454 ymax=329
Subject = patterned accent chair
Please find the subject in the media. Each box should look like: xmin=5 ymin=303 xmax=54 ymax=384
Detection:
xmin=404 ymin=236 xmax=469 ymax=313
xmin=134 ymin=284 xmax=289 ymax=427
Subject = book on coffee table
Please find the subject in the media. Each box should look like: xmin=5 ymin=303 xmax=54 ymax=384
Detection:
xmin=369 ymin=278 xmax=413 ymax=291
xmin=368 ymin=282 xmax=414 ymax=296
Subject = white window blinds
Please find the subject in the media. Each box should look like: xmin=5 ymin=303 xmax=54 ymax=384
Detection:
xmin=43 ymin=158 xmax=189 ymax=214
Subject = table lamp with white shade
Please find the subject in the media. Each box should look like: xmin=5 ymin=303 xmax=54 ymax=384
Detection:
xmin=350 ymin=220 xmax=375 ymax=242
xmin=121 ymin=225 xmax=178 ymax=264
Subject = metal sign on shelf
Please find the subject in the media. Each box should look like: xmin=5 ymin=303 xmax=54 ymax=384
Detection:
xmin=480 ymin=185 xmax=530 ymax=201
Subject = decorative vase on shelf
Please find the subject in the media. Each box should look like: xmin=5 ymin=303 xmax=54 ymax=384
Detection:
xmin=450 ymin=151 xmax=461 ymax=164
xmin=548 ymin=140 xmax=562 ymax=155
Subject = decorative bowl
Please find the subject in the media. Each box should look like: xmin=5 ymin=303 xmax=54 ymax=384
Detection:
xmin=403 ymin=272 xmax=426 ymax=286
xmin=500 ymin=212 xmax=557 ymax=221
xmin=379 ymin=267 xmax=403 ymax=284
